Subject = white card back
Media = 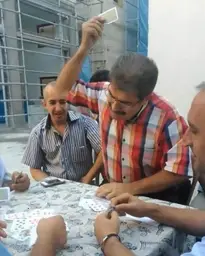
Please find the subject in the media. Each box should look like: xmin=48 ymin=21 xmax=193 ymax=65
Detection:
xmin=0 ymin=187 xmax=10 ymax=201
xmin=99 ymin=7 xmax=118 ymax=24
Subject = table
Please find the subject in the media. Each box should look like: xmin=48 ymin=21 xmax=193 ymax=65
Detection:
xmin=0 ymin=181 xmax=195 ymax=256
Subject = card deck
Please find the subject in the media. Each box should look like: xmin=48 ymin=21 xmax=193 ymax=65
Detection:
xmin=0 ymin=187 xmax=10 ymax=201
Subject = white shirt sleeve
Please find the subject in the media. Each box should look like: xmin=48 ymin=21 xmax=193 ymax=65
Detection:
xmin=181 ymin=237 xmax=205 ymax=256
xmin=0 ymin=157 xmax=11 ymax=187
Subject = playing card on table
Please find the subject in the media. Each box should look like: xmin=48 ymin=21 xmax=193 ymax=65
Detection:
xmin=88 ymin=197 xmax=110 ymax=212
xmin=10 ymin=219 xmax=30 ymax=233
xmin=99 ymin=7 xmax=118 ymax=24
xmin=27 ymin=209 xmax=55 ymax=218
xmin=3 ymin=211 xmax=27 ymax=220
xmin=11 ymin=229 xmax=31 ymax=242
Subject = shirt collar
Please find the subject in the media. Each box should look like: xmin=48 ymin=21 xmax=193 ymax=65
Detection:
xmin=126 ymin=101 xmax=149 ymax=124
xmin=44 ymin=111 xmax=80 ymax=130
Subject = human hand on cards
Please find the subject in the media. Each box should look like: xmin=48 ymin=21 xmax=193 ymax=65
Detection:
xmin=111 ymin=193 xmax=148 ymax=218
xmin=96 ymin=183 xmax=135 ymax=200
xmin=11 ymin=172 xmax=30 ymax=192
xmin=0 ymin=220 xmax=7 ymax=239
xmin=81 ymin=17 xmax=104 ymax=51
xmin=36 ymin=216 xmax=67 ymax=249
xmin=94 ymin=211 xmax=120 ymax=244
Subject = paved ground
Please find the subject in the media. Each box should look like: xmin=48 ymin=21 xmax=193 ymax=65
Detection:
xmin=0 ymin=130 xmax=32 ymax=178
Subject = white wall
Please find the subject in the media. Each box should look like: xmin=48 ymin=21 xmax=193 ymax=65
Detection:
xmin=148 ymin=0 xmax=205 ymax=119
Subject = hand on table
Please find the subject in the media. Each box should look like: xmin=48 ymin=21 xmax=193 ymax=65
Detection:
xmin=96 ymin=183 xmax=134 ymax=200
xmin=94 ymin=211 xmax=120 ymax=244
xmin=81 ymin=175 xmax=92 ymax=184
xmin=11 ymin=172 xmax=30 ymax=192
xmin=36 ymin=216 xmax=67 ymax=249
xmin=0 ymin=220 xmax=7 ymax=239
xmin=111 ymin=193 xmax=149 ymax=218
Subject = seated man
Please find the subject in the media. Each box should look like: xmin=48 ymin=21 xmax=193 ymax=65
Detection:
xmin=94 ymin=82 xmax=205 ymax=256
xmin=55 ymin=17 xmax=192 ymax=204
xmin=0 ymin=156 xmax=30 ymax=191
xmin=22 ymin=82 xmax=102 ymax=184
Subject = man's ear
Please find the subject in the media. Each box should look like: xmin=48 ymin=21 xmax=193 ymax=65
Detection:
xmin=41 ymin=99 xmax=46 ymax=108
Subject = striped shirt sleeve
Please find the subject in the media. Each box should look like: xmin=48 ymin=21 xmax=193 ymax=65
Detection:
xmin=162 ymin=117 xmax=192 ymax=177
xmin=22 ymin=129 xmax=43 ymax=169
xmin=67 ymin=80 xmax=105 ymax=115
xmin=83 ymin=116 xmax=101 ymax=154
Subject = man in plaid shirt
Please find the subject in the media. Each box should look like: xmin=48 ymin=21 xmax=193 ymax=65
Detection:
xmin=56 ymin=17 xmax=192 ymax=204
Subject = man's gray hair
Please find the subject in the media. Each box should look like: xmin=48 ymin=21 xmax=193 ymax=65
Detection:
xmin=196 ymin=81 xmax=205 ymax=91
xmin=109 ymin=53 xmax=158 ymax=100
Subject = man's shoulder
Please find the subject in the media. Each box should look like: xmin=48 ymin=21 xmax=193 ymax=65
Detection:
xmin=149 ymin=93 xmax=183 ymax=119
xmin=69 ymin=111 xmax=97 ymax=125
xmin=30 ymin=116 xmax=48 ymax=136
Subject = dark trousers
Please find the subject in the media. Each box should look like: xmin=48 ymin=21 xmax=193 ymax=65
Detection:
xmin=100 ymin=179 xmax=191 ymax=205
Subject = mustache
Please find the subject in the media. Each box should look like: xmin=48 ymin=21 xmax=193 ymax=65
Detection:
xmin=112 ymin=111 xmax=126 ymax=116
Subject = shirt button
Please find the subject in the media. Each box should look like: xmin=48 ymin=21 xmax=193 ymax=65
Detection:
xmin=122 ymin=158 xmax=125 ymax=161
xmin=123 ymin=176 xmax=126 ymax=179
xmin=123 ymin=138 xmax=126 ymax=142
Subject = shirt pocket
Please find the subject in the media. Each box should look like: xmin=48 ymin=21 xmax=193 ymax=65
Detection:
xmin=71 ymin=146 xmax=89 ymax=162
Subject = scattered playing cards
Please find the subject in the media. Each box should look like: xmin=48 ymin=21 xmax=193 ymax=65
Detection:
xmin=99 ymin=7 xmax=118 ymax=24
xmin=7 ymin=209 xmax=56 ymax=243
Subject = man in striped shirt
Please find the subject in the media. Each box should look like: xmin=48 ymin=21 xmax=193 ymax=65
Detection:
xmin=22 ymin=82 xmax=102 ymax=183
xmin=55 ymin=17 xmax=192 ymax=203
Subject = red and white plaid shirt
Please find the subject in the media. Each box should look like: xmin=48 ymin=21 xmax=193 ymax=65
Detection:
xmin=67 ymin=81 xmax=192 ymax=183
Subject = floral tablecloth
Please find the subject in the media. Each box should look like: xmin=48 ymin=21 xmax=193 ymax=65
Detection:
xmin=0 ymin=181 xmax=195 ymax=256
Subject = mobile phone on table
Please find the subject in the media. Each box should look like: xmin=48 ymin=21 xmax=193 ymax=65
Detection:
xmin=41 ymin=178 xmax=66 ymax=187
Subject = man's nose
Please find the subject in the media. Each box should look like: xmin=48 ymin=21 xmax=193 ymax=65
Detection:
xmin=111 ymin=101 xmax=122 ymax=111
xmin=182 ymin=128 xmax=192 ymax=147
xmin=55 ymin=102 xmax=62 ymax=111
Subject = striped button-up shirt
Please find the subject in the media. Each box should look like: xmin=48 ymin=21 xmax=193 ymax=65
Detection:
xmin=67 ymin=81 xmax=192 ymax=183
xmin=22 ymin=111 xmax=101 ymax=181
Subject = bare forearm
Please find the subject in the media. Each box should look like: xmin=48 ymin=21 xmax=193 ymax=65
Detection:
xmin=56 ymin=46 xmax=88 ymax=93
xmin=86 ymin=152 xmax=103 ymax=181
xmin=144 ymin=203 xmax=205 ymax=236
xmin=104 ymin=238 xmax=135 ymax=256
xmin=31 ymin=238 xmax=56 ymax=256
xmin=131 ymin=170 xmax=187 ymax=195
xmin=30 ymin=168 xmax=48 ymax=181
